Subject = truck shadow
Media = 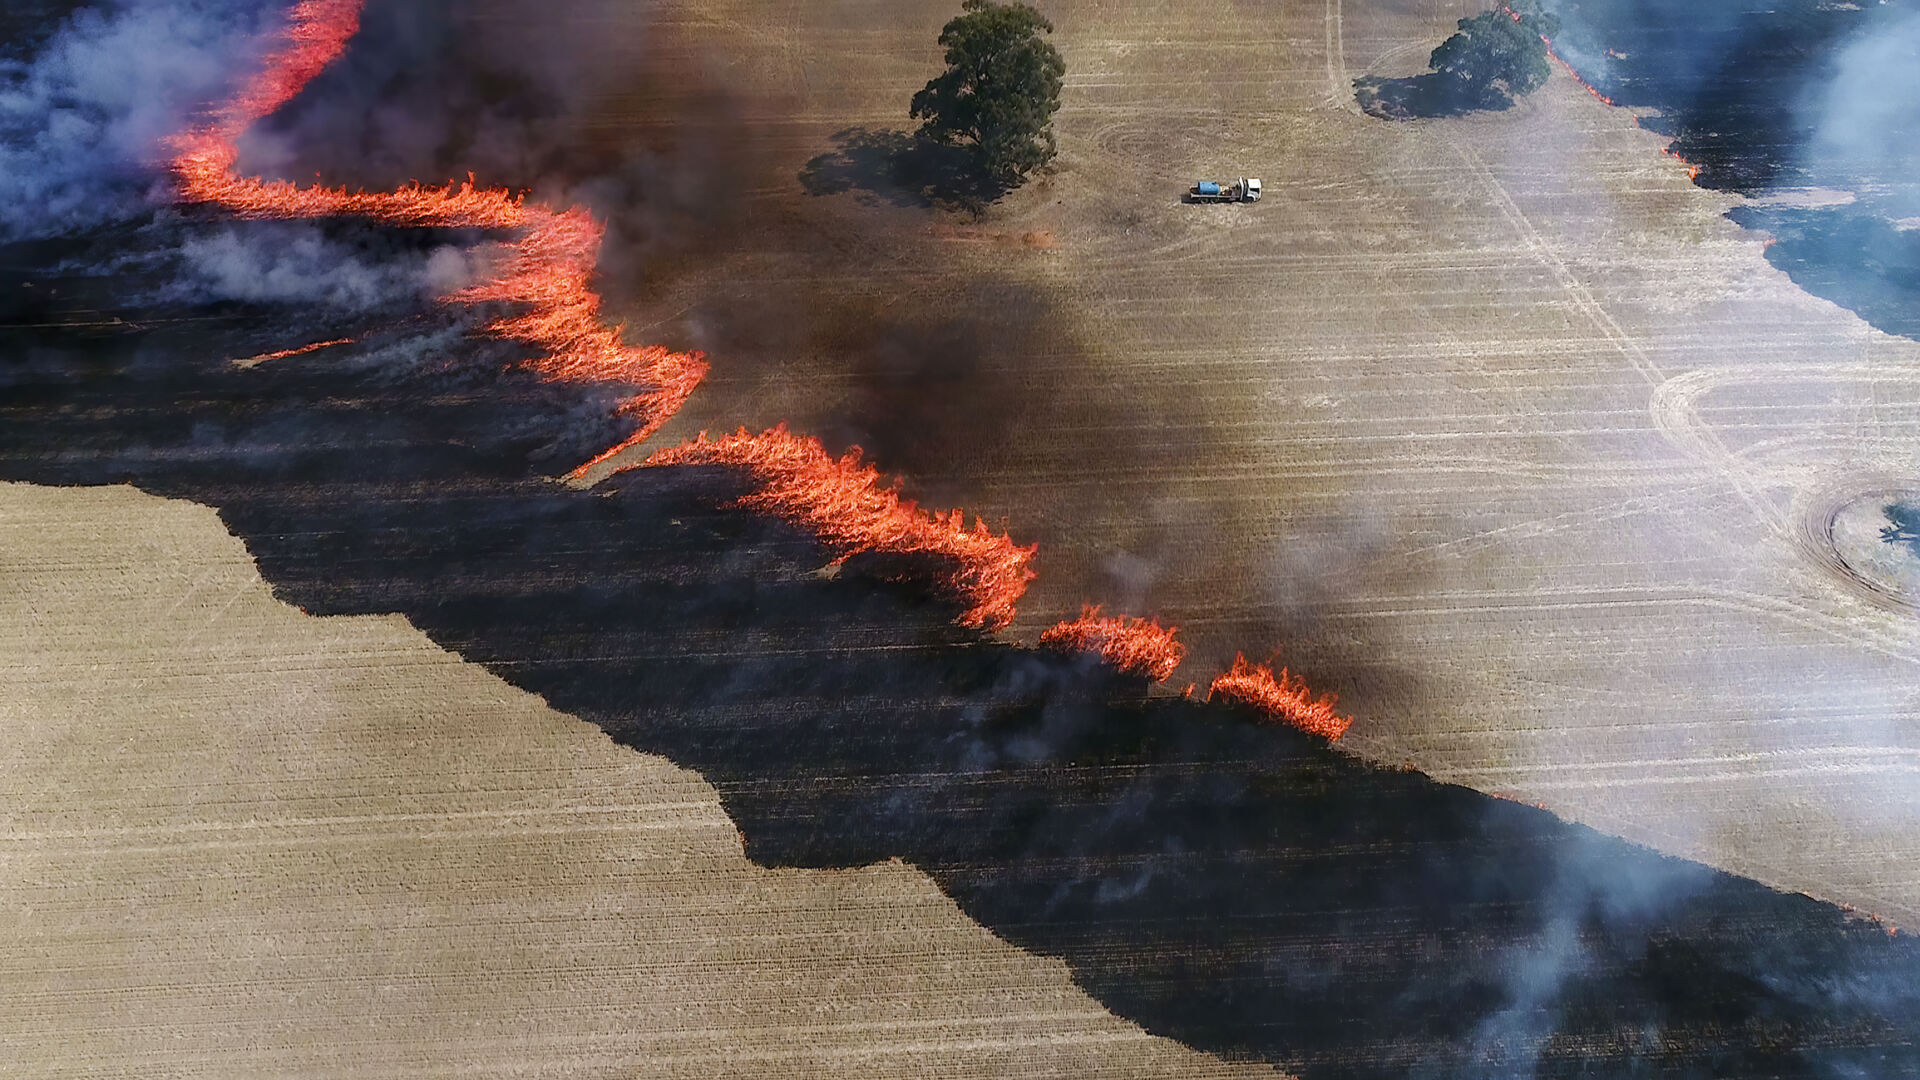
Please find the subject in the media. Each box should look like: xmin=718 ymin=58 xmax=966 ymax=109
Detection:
xmin=6 ymin=245 xmax=1920 ymax=1078
xmin=798 ymin=126 xmax=1009 ymax=211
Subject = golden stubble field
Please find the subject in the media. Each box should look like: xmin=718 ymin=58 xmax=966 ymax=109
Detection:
xmin=597 ymin=0 xmax=1920 ymax=926
xmin=0 ymin=481 xmax=1285 ymax=1080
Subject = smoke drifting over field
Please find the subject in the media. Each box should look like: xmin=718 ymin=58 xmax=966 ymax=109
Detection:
xmin=11 ymin=2 xmax=1920 ymax=1075
xmin=1546 ymin=0 xmax=1920 ymax=340
xmin=168 ymin=221 xmax=482 ymax=309
xmin=1803 ymin=2 xmax=1920 ymax=210
xmin=0 ymin=0 xmax=274 ymax=241
xmin=0 ymin=0 xmax=715 ymax=311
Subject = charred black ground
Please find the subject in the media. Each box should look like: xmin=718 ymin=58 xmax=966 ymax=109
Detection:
xmin=10 ymin=0 xmax=1920 ymax=1074
xmin=6 ymin=239 xmax=1920 ymax=1080
xmin=1545 ymin=0 xmax=1920 ymax=343
xmin=1542 ymin=0 xmax=1858 ymax=192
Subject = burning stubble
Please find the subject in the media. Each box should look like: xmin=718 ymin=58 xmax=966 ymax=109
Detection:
xmin=637 ymin=424 xmax=1035 ymax=630
xmin=1208 ymin=654 xmax=1353 ymax=742
xmin=166 ymin=0 xmax=708 ymax=459
xmin=1040 ymin=605 xmax=1187 ymax=683
xmin=229 ymin=335 xmax=353 ymax=368
xmin=11 ymin=2 xmax=1920 ymax=1072
xmin=166 ymin=0 xmax=1347 ymax=730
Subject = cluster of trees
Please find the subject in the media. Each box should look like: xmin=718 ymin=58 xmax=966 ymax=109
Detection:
xmin=902 ymin=0 xmax=1563 ymax=193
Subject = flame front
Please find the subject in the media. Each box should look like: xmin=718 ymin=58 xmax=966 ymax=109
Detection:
xmin=1526 ymin=18 xmax=1705 ymax=182
xmin=172 ymin=0 xmax=1352 ymax=735
xmin=1040 ymin=605 xmax=1185 ymax=682
xmin=637 ymin=425 xmax=1035 ymax=630
xmin=167 ymin=0 xmax=707 ymax=459
xmin=1210 ymin=654 xmax=1352 ymax=741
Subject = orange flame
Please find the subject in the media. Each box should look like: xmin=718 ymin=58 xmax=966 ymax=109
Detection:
xmin=165 ymin=0 xmax=705 ymax=463
xmin=1040 ymin=605 xmax=1186 ymax=681
xmin=174 ymin=1 xmax=1355 ymax=734
xmin=1657 ymin=146 xmax=1702 ymax=179
xmin=637 ymin=425 xmax=1035 ymax=630
xmin=1209 ymin=654 xmax=1352 ymax=741
xmin=1534 ymin=26 xmax=1709 ymax=182
xmin=230 ymin=336 xmax=352 ymax=368
xmin=1544 ymin=45 xmax=1618 ymax=107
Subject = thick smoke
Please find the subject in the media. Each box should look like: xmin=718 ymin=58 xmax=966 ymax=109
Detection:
xmin=241 ymin=0 xmax=674 ymax=185
xmin=0 ymin=0 xmax=277 ymax=242
xmin=1 ymin=0 xmax=630 ymax=316
xmin=231 ymin=0 xmax=579 ymax=189
xmin=1539 ymin=0 xmax=1754 ymax=102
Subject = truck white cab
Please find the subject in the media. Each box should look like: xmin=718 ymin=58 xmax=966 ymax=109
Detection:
xmin=1188 ymin=178 xmax=1261 ymax=203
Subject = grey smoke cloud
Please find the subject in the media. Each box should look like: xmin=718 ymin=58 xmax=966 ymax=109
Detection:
xmin=167 ymin=222 xmax=483 ymax=309
xmin=1804 ymin=2 xmax=1920 ymax=211
xmin=0 ymin=0 xmax=278 ymax=242
xmin=1539 ymin=0 xmax=1754 ymax=99
xmin=0 ymin=1 xmax=534 ymax=314
xmin=3 ymin=0 xmax=680 ymax=310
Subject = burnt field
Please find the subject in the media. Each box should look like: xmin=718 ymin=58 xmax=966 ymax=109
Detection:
xmin=1544 ymin=0 xmax=1920 ymax=353
xmin=549 ymin=0 xmax=1920 ymax=930
xmin=8 ymin=0 xmax=1920 ymax=1075
xmin=8 ymin=240 xmax=1920 ymax=1076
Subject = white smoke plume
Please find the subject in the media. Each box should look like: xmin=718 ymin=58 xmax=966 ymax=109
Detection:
xmin=1803 ymin=2 xmax=1920 ymax=213
xmin=0 ymin=0 xmax=281 ymax=242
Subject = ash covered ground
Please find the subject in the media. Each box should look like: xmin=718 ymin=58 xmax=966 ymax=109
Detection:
xmin=7 ymin=0 xmax=1920 ymax=1077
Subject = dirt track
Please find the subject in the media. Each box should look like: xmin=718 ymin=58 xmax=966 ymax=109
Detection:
xmin=585 ymin=0 xmax=1920 ymax=925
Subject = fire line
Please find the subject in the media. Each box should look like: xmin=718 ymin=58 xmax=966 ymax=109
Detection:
xmin=1040 ymin=605 xmax=1186 ymax=682
xmin=1506 ymin=5 xmax=1703 ymax=183
xmin=637 ymin=425 xmax=1034 ymax=631
xmin=166 ymin=0 xmax=708 ymax=459
xmin=230 ymin=336 xmax=353 ymax=368
xmin=1210 ymin=655 xmax=1353 ymax=741
xmin=171 ymin=0 xmax=1348 ymax=738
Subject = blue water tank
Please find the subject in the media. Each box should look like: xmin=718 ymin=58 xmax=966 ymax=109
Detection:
xmin=1197 ymin=181 xmax=1221 ymax=196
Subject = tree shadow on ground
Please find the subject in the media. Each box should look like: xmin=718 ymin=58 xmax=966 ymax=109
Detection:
xmin=1354 ymin=74 xmax=1512 ymax=121
xmin=1884 ymin=503 xmax=1920 ymax=560
xmin=798 ymin=127 xmax=1011 ymax=212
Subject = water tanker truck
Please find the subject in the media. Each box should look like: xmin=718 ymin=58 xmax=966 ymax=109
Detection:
xmin=1187 ymin=177 xmax=1261 ymax=203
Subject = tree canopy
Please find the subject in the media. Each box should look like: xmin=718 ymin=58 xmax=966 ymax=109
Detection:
xmin=1428 ymin=2 xmax=1562 ymax=106
xmin=910 ymin=0 xmax=1065 ymax=185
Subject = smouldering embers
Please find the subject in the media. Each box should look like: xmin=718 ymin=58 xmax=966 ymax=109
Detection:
xmin=170 ymin=0 xmax=1348 ymax=737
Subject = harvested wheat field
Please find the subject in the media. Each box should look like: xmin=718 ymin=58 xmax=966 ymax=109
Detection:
xmin=8 ymin=0 xmax=1920 ymax=1073
xmin=578 ymin=0 xmax=1920 ymax=926
xmin=0 ymin=481 xmax=1282 ymax=1080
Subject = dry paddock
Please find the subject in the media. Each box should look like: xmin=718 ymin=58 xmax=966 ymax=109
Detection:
xmin=598 ymin=0 xmax=1920 ymax=927
xmin=0 ymin=481 xmax=1286 ymax=1079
